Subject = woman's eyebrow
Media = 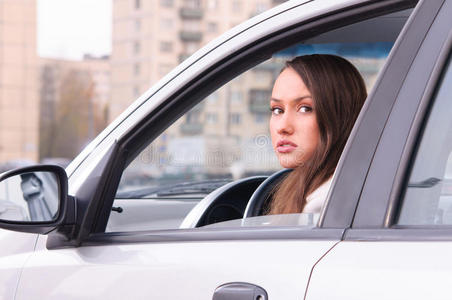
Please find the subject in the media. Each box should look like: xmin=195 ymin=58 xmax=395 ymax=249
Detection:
xmin=270 ymin=96 xmax=312 ymax=103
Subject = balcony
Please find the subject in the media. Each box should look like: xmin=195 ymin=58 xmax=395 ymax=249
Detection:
xmin=179 ymin=7 xmax=203 ymax=19
xmin=179 ymin=53 xmax=190 ymax=63
xmin=190 ymin=101 xmax=205 ymax=112
xmin=179 ymin=30 xmax=203 ymax=42
xmin=249 ymin=89 xmax=271 ymax=114
xmin=180 ymin=122 xmax=203 ymax=135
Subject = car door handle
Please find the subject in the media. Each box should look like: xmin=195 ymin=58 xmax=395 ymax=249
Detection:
xmin=213 ymin=282 xmax=268 ymax=300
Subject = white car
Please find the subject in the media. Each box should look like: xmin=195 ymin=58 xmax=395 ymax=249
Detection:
xmin=1 ymin=0 xmax=452 ymax=299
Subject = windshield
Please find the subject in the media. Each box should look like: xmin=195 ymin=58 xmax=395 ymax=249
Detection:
xmin=116 ymin=179 xmax=231 ymax=199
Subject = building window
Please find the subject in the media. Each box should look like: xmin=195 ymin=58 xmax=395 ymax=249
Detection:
xmin=133 ymin=41 xmax=141 ymax=54
xmin=133 ymin=86 xmax=140 ymax=97
xmin=135 ymin=19 xmax=141 ymax=31
xmin=206 ymin=113 xmax=218 ymax=124
xmin=229 ymin=113 xmax=242 ymax=125
xmin=207 ymin=0 xmax=218 ymax=9
xmin=184 ymin=0 xmax=201 ymax=9
xmin=255 ymin=114 xmax=266 ymax=124
xmin=135 ymin=0 xmax=141 ymax=9
xmin=231 ymin=90 xmax=242 ymax=103
xmin=207 ymin=92 xmax=219 ymax=103
xmin=186 ymin=111 xmax=201 ymax=124
xmin=256 ymin=2 xmax=268 ymax=14
xmin=160 ymin=0 xmax=174 ymax=7
xmin=134 ymin=63 xmax=140 ymax=76
xmin=250 ymin=89 xmax=270 ymax=102
xmin=249 ymin=89 xmax=271 ymax=114
xmin=207 ymin=22 xmax=218 ymax=33
xmin=232 ymin=0 xmax=241 ymax=12
xmin=160 ymin=41 xmax=173 ymax=52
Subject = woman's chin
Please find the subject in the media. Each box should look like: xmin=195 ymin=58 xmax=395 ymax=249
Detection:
xmin=276 ymin=150 xmax=306 ymax=169
xmin=278 ymin=158 xmax=300 ymax=169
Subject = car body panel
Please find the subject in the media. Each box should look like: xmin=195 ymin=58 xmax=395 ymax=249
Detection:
xmin=0 ymin=230 xmax=37 ymax=300
xmin=306 ymin=241 xmax=452 ymax=300
xmin=307 ymin=1 xmax=452 ymax=298
xmin=16 ymin=235 xmax=337 ymax=300
xmin=353 ymin=0 xmax=452 ymax=228
xmin=320 ymin=0 xmax=440 ymax=227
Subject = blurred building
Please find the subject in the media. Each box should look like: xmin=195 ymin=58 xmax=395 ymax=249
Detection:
xmin=113 ymin=0 xmax=389 ymax=180
xmin=113 ymin=0 xmax=286 ymax=178
xmin=38 ymin=55 xmax=111 ymax=159
xmin=0 ymin=0 xmax=39 ymax=163
xmin=111 ymin=0 xmax=283 ymax=120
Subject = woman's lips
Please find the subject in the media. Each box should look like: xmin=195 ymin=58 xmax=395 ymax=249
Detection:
xmin=276 ymin=140 xmax=297 ymax=153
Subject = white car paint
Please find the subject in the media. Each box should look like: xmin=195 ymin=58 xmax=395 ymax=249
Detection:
xmin=306 ymin=241 xmax=452 ymax=300
xmin=0 ymin=230 xmax=37 ymax=299
xmin=16 ymin=235 xmax=338 ymax=300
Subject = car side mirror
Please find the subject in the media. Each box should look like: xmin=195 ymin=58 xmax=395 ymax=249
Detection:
xmin=0 ymin=165 xmax=75 ymax=234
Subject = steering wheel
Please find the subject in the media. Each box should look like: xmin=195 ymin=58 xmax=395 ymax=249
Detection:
xmin=180 ymin=176 xmax=267 ymax=228
xmin=243 ymin=169 xmax=292 ymax=218
xmin=180 ymin=169 xmax=292 ymax=228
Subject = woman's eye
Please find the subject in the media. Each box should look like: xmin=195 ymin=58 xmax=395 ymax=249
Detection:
xmin=298 ymin=105 xmax=313 ymax=113
xmin=270 ymin=107 xmax=283 ymax=115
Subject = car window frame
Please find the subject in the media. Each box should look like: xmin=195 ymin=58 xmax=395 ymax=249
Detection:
xmin=346 ymin=0 xmax=452 ymax=240
xmin=94 ymin=0 xmax=419 ymax=241
xmin=49 ymin=0 xmax=420 ymax=249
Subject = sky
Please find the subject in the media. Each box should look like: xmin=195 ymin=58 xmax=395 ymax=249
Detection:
xmin=37 ymin=0 xmax=112 ymax=60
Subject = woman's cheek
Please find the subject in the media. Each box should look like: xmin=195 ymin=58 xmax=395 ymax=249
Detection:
xmin=269 ymin=118 xmax=277 ymax=149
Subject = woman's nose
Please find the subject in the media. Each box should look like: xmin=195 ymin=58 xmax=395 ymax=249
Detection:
xmin=277 ymin=112 xmax=294 ymax=135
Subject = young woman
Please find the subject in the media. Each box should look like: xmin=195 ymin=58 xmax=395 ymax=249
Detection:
xmin=268 ymin=54 xmax=367 ymax=214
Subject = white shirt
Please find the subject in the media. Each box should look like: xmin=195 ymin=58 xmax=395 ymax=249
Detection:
xmin=302 ymin=177 xmax=333 ymax=213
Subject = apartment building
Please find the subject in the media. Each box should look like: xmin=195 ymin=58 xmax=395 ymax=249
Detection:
xmin=111 ymin=0 xmax=284 ymax=119
xmin=112 ymin=0 xmax=391 ymax=183
xmin=113 ymin=0 xmax=285 ymax=179
xmin=0 ymin=0 xmax=39 ymax=163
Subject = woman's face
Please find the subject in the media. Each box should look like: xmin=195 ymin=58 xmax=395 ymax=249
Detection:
xmin=270 ymin=67 xmax=320 ymax=169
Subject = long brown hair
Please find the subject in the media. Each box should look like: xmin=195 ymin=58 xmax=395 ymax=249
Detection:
xmin=268 ymin=54 xmax=367 ymax=214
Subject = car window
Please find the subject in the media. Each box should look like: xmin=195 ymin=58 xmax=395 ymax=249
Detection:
xmin=397 ymin=54 xmax=452 ymax=226
xmin=106 ymin=8 xmax=413 ymax=233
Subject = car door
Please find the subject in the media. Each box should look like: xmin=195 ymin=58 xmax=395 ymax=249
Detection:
xmin=0 ymin=230 xmax=37 ymax=299
xmin=13 ymin=1 xmax=422 ymax=299
xmin=305 ymin=0 xmax=452 ymax=299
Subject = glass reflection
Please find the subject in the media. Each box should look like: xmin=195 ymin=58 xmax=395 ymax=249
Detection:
xmin=0 ymin=172 xmax=59 ymax=222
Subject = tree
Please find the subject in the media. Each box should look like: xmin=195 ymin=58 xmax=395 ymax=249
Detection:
xmin=40 ymin=69 xmax=108 ymax=160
